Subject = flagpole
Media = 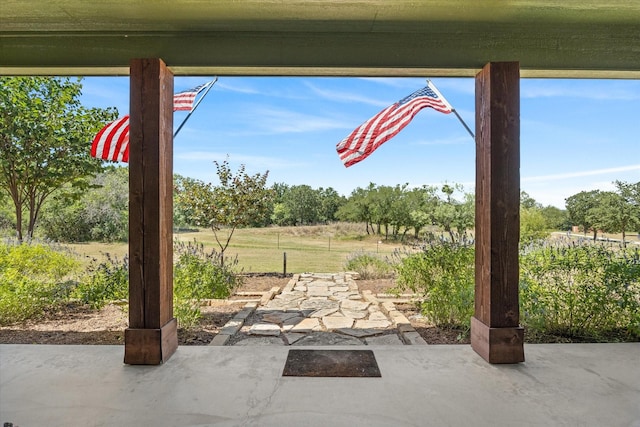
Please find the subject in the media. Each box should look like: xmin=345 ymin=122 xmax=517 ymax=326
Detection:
xmin=173 ymin=76 xmax=218 ymax=138
xmin=452 ymin=109 xmax=475 ymax=139
xmin=427 ymin=79 xmax=475 ymax=139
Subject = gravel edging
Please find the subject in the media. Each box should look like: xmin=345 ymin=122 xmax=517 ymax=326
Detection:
xmin=369 ymin=293 xmax=427 ymax=345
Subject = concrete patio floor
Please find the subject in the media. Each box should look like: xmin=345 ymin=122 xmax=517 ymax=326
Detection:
xmin=1 ymin=343 xmax=638 ymax=427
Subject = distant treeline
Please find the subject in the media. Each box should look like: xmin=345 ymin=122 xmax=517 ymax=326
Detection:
xmin=2 ymin=166 xmax=637 ymax=244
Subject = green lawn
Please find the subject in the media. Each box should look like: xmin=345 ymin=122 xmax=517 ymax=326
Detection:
xmin=68 ymin=224 xmax=405 ymax=273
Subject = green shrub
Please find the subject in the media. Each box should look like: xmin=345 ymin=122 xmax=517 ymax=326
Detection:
xmin=40 ymin=168 xmax=129 ymax=243
xmin=39 ymin=203 xmax=93 ymax=243
xmin=0 ymin=195 xmax=15 ymax=236
xmin=344 ymin=251 xmax=394 ymax=279
xmin=0 ymin=209 xmax=13 ymax=234
xmin=173 ymin=240 xmax=242 ymax=329
xmin=0 ymin=241 xmax=80 ymax=325
xmin=71 ymin=240 xmax=242 ymax=328
xmin=74 ymin=253 xmax=129 ymax=309
xmin=393 ymin=239 xmax=475 ymax=330
xmin=520 ymin=243 xmax=640 ymax=341
xmin=520 ymin=207 xmax=550 ymax=242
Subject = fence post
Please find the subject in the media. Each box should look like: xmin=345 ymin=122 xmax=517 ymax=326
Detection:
xmin=283 ymin=252 xmax=287 ymax=277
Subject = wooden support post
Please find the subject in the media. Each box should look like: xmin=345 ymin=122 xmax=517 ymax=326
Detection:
xmin=124 ymin=58 xmax=178 ymax=365
xmin=471 ymin=62 xmax=525 ymax=364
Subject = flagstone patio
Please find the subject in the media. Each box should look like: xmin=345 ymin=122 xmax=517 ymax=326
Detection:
xmin=214 ymin=273 xmax=424 ymax=346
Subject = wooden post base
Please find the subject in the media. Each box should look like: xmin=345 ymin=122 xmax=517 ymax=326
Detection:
xmin=470 ymin=316 xmax=524 ymax=364
xmin=124 ymin=318 xmax=178 ymax=365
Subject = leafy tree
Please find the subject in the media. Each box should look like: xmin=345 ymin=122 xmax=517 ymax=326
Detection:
xmin=271 ymin=182 xmax=290 ymax=204
xmin=453 ymin=192 xmax=475 ymax=236
xmin=266 ymin=182 xmax=287 ymax=225
xmin=520 ymin=207 xmax=548 ymax=241
xmin=370 ymin=185 xmax=395 ymax=238
xmin=269 ymin=185 xmax=343 ymax=226
xmin=337 ymin=182 xmax=473 ymax=242
xmin=173 ymin=176 xmax=214 ymax=229
xmin=267 ymin=182 xmax=287 ymax=226
xmin=565 ymin=190 xmax=602 ymax=240
xmin=0 ymin=77 xmax=116 ymax=241
xmin=175 ymin=160 xmax=273 ymax=264
xmin=270 ymin=202 xmax=293 ymax=226
xmin=173 ymin=174 xmax=203 ymax=230
xmin=388 ymin=184 xmax=413 ymax=240
xmin=520 ymin=191 xmax=542 ymax=210
xmin=407 ymin=185 xmax=438 ymax=238
xmin=282 ymin=185 xmax=321 ymax=225
xmin=540 ymin=205 xmax=570 ymax=231
xmin=336 ymin=184 xmax=375 ymax=234
xmin=432 ymin=199 xmax=456 ymax=240
xmin=211 ymin=160 xmax=273 ymax=260
xmin=432 ymin=184 xmax=474 ymax=242
xmin=614 ymin=180 xmax=640 ymax=236
xmin=40 ymin=167 xmax=129 ymax=242
xmin=590 ymin=186 xmax=640 ymax=247
xmin=82 ymin=167 xmax=128 ymax=241
xmin=318 ymin=187 xmax=345 ymax=223
xmin=519 ymin=192 xmax=565 ymax=238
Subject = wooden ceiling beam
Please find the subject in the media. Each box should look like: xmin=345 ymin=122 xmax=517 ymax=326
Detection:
xmin=2 ymin=25 xmax=639 ymax=77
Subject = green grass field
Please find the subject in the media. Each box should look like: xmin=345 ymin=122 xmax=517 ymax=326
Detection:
xmin=64 ymin=224 xmax=640 ymax=273
xmin=67 ymin=223 xmax=405 ymax=273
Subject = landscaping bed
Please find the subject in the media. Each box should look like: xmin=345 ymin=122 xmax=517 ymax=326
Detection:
xmin=0 ymin=275 xmax=469 ymax=345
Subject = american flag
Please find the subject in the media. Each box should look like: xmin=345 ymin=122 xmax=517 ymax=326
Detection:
xmin=336 ymin=81 xmax=452 ymax=168
xmin=91 ymin=81 xmax=213 ymax=162
xmin=173 ymin=81 xmax=213 ymax=111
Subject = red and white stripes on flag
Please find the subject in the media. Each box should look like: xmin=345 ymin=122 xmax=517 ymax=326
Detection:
xmin=91 ymin=115 xmax=130 ymax=162
xmin=172 ymin=81 xmax=212 ymax=111
xmin=336 ymin=81 xmax=453 ymax=168
xmin=91 ymin=81 xmax=213 ymax=162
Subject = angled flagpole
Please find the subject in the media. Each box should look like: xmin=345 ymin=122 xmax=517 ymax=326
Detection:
xmin=427 ymin=79 xmax=475 ymax=139
xmin=173 ymin=76 xmax=218 ymax=138
xmin=452 ymin=109 xmax=475 ymax=139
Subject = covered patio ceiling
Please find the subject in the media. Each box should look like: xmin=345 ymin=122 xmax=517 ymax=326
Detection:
xmin=1 ymin=0 xmax=639 ymax=78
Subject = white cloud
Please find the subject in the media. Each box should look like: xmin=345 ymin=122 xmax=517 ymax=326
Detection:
xmin=522 ymin=165 xmax=640 ymax=208
xmin=215 ymin=81 xmax=263 ymax=95
xmin=358 ymin=77 xmax=475 ymax=97
xmin=214 ymin=79 xmax=309 ymax=101
xmin=230 ymin=106 xmax=354 ymax=134
xmin=523 ymin=164 xmax=640 ymax=183
xmin=304 ymin=82 xmax=390 ymax=107
xmin=521 ymin=81 xmax=640 ymax=100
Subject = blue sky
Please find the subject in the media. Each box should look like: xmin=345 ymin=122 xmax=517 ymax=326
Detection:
xmin=81 ymin=76 xmax=640 ymax=209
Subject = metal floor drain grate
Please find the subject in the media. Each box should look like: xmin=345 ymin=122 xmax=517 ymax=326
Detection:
xmin=282 ymin=349 xmax=381 ymax=377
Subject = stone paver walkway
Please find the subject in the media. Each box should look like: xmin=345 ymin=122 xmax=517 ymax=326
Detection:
xmin=211 ymin=272 xmax=426 ymax=346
